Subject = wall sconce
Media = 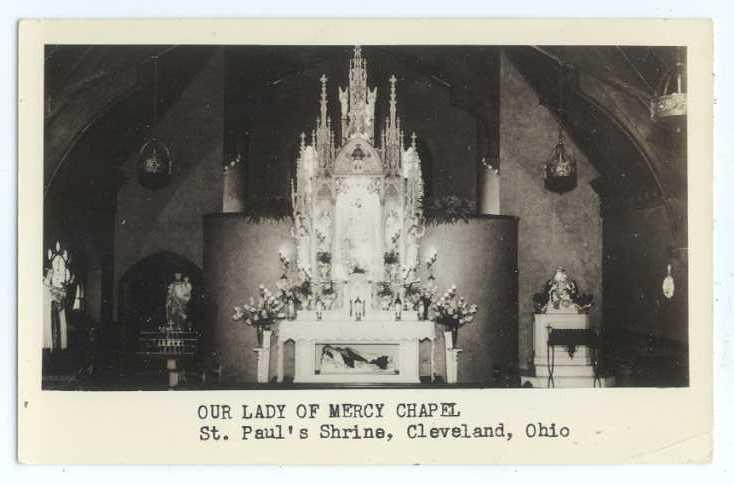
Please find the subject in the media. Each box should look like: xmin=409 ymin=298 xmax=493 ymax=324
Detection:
xmin=662 ymin=264 xmax=675 ymax=299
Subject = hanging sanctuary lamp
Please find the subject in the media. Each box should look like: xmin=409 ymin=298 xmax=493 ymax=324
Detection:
xmin=651 ymin=48 xmax=686 ymax=120
xmin=543 ymin=64 xmax=578 ymax=195
xmin=137 ymin=55 xmax=174 ymax=190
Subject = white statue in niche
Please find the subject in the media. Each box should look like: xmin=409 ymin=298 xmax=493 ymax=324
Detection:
xmin=292 ymin=213 xmax=311 ymax=270
xmin=342 ymin=197 xmax=374 ymax=274
xmin=338 ymin=87 xmax=349 ymax=119
xmin=404 ymin=223 xmax=425 ymax=271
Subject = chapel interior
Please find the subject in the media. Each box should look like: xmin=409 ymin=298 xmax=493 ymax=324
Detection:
xmin=41 ymin=45 xmax=688 ymax=389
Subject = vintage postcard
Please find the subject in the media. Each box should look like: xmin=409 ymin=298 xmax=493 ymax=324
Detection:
xmin=17 ymin=18 xmax=713 ymax=464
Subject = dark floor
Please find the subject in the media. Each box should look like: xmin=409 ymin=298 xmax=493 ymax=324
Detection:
xmin=42 ymin=328 xmax=688 ymax=391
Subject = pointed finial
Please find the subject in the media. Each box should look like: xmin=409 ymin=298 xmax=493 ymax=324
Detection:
xmin=411 ymin=131 xmax=417 ymax=149
xmin=300 ymin=132 xmax=306 ymax=149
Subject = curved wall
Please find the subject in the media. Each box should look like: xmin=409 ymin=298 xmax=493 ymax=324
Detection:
xmin=204 ymin=214 xmax=518 ymax=384
xmin=204 ymin=215 xmax=294 ymax=383
xmin=422 ymin=216 xmax=518 ymax=383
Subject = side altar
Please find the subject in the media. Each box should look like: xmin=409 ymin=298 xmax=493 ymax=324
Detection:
xmin=521 ymin=268 xmax=614 ymax=388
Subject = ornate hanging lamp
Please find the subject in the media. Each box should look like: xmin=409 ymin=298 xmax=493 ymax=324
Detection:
xmin=544 ymin=65 xmax=577 ymax=194
xmin=544 ymin=128 xmax=578 ymax=194
xmin=651 ymin=49 xmax=686 ymax=120
xmin=137 ymin=55 xmax=174 ymax=190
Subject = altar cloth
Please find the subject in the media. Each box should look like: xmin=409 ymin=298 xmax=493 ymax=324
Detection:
xmin=276 ymin=319 xmax=436 ymax=383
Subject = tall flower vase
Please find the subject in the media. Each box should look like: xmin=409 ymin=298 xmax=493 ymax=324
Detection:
xmin=253 ymin=329 xmax=273 ymax=384
xmin=443 ymin=329 xmax=462 ymax=384
xmin=450 ymin=326 xmax=459 ymax=348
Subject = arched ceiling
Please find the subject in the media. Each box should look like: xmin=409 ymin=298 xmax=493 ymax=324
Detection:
xmin=44 ymin=44 xmax=686 ymax=239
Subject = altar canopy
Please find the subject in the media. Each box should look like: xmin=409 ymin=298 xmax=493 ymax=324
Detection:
xmin=291 ymin=46 xmax=425 ymax=300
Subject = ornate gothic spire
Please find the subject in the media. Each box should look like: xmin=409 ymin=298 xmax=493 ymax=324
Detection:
xmin=389 ymin=75 xmax=397 ymax=126
xmin=340 ymin=45 xmax=378 ymax=142
xmin=319 ymin=74 xmax=328 ymax=125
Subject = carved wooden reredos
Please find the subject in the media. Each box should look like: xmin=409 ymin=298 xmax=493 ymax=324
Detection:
xmin=291 ymin=46 xmax=425 ymax=283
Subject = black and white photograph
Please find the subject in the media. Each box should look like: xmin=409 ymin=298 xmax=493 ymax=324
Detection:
xmin=40 ymin=42 xmax=691 ymax=391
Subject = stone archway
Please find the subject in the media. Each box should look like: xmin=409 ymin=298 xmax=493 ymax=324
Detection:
xmin=117 ymin=251 xmax=205 ymax=333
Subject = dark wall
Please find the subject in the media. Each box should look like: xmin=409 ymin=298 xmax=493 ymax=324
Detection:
xmin=232 ymin=47 xmax=478 ymax=203
xmin=204 ymin=215 xmax=294 ymax=383
xmin=204 ymin=215 xmax=517 ymax=384
xmin=114 ymin=51 xmax=224 ymax=318
xmin=603 ymin=203 xmax=688 ymax=344
xmin=500 ymin=53 xmax=602 ymax=369
xmin=421 ymin=216 xmax=519 ymax=382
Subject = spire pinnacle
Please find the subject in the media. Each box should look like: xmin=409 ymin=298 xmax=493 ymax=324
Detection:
xmin=319 ymin=75 xmax=328 ymax=124
xmin=389 ymin=75 xmax=398 ymax=125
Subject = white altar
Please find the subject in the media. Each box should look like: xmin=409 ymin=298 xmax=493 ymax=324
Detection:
xmin=277 ymin=315 xmax=435 ymax=383
xmin=270 ymin=46 xmax=440 ymax=384
xmin=521 ymin=312 xmax=614 ymax=388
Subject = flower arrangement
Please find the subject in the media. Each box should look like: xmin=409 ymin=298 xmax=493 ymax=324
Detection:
xmin=431 ymin=285 xmax=478 ymax=346
xmin=277 ymin=266 xmax=313 ymax=309
xmin=403 ymin=280 xmax=437 ymax=320
xmin=233 ymin=285 xmax=287 ymax=346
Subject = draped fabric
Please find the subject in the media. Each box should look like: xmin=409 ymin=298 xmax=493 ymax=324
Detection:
xmin=43 ymin=282 xmax=68 ymax=350
xmin=43 ymin=282 xmax=53 ymax=349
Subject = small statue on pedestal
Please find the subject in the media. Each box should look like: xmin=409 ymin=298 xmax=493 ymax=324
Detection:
xmin=166 ymin=272 xmax=192 ymax=329
xmin=533 ymin=267 xmax=593 ymax=314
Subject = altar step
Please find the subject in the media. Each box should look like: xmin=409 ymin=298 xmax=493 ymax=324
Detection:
xmin=521 ymin=375 xmax=616 ymax=388
xmin=533 ymin=364 xmax=595 ymax=378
